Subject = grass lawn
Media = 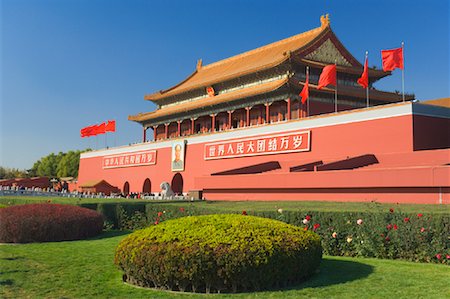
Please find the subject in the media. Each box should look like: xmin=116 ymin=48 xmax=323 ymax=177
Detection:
xmin=1 ymin=195 xmax=449 ymax=214
xmin=1 ymin=231 xmax=449 ymax=299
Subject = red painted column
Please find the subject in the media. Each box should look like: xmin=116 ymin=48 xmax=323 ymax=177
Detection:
xmin=143 ymin=127 xmax=147 ymax=142
xmin=298 ymin=101 xmax=302 ymax=118
xmin=287 ymin=98 xmax=291 ymax=120
xmin=164 ymin=123 xmax=169 ymax=139
xmin=191 ymin=118 xmax=195 ymax=134
xmin=228 ymin=111 xmax=232 ymax=129
xmin=211 ymin=114 xmax=216 ymax=132
xmin=153 ymin=126 xmax=158 ymax=141
xmin=177 ymin=121 xmax=181 ymax=136
xmin=246 ymin=107 xmax=250 ymax=127
xmin=265 ymin=103 xmax=270 ymax=124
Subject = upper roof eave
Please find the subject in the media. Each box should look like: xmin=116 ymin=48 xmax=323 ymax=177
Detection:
xmin=130 ymin=77 xmax=289 ymax=123
xmin=144 ymin=16 xmax=332 ymax=102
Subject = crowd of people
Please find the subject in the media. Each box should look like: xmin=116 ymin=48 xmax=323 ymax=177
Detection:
xmin=0 ymin=185 xmax=189 ymax=200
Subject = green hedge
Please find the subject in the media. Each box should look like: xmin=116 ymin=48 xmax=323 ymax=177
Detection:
xmin=99 ymin=203 xmax=449 ymax=264
xmin=2 ymin=197 xmax=446 ymax=263
xmin=115 ymin=214 xmax=322 ymax=293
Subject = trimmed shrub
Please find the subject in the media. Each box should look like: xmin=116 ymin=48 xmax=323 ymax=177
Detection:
xmin=115 ymin=214 xmax=322 ymax=293
xmin=0 ymin=204 xmax=104 ymax=243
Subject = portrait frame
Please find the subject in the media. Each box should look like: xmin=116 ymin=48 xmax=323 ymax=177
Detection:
xmin=171 ymin=140 xmax=186 ymax=172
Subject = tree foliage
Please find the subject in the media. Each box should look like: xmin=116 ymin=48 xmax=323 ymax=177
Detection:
xmin=0 ymin=167 xmax=28 ymax=179
xmin=28 ymin=149 xmax=90 ymax=178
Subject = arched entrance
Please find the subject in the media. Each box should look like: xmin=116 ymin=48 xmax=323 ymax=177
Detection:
xmin=123 ymin=181 xmax=130 ymax=195
xmin=142 ymin=178 xmax=151 ymax=193
xmin=171 ymin=173 xmax=183 ymax=195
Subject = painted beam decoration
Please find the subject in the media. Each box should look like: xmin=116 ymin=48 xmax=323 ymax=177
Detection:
xmin=204 ymin=130 xmax=310 ymax=160
xmin=103 ymin=150 xmax=157 ymax=169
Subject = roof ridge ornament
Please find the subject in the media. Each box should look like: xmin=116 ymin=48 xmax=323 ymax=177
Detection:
xmin=320 ymin=14 xmax=330 ymax=28
xmin=196 ymin=59 xmax=203 ymax=70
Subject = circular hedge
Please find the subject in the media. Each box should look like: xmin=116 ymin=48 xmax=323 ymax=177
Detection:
xmin=115 ymin=214 xmax=322 ymax=293
xmin=0 ymin=204 xmax=104 ymax=243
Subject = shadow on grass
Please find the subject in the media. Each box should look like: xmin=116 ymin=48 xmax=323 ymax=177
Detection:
xmin=0 ymin=269 xmax=30 ymax=275
xmin=291 ymin=257 xmax=374 ymax=290
xmin=89 ymin=230 xmax=132 ymax=240
xmin=0 ymin=279 xmax=14 ymax=286
xmin=0 ymin=256 xmax=25 ymax=261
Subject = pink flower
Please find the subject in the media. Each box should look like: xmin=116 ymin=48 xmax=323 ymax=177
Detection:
xmin=313 ymin=223 xmax=321 ymax=231
xmin=305 ymin=215 xmax=312 ymax=221
xmin=242 ymin=210 xmax=247 ymax=215
xmin=435 ymin=253 xmax=442 ymax=260
xmin=157 ymin=211 xmax=163 ymax=217
xmin=357 ymin=219 xmax=363 ymax=225
xmin=446 ymin=254 xmax=450 ymax=260
xmin=393 ymin=224 xmax=398 ymax=230
xmin=417 ymin=213 xmax=423 ymax=218
xmin=154 ymin=221 xmax=159 ymax=225
xmin=179 ymin=207 xmax=185 ymax=212
xmin=420 ymin=227 xmax=426 ymax=233
xmin=332 ymin=232 xmax=337 ymax=238
xmin=404 ymin=217 xmax=410 ymax=223
xmin=386 ymin=224 xmax=393 ymax=230
xmin=385 ymin=236 xmax=390 ymax=242
xmin=302 ymin=219 xmax=310 ymax=225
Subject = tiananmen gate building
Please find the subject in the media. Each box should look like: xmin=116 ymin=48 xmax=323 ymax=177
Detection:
xmin=78 ymin=15 xmax=450 ymax=204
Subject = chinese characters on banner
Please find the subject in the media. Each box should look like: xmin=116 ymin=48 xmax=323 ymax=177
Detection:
xmin=204 ymin=130 xmax=310 ymax=160
xmin=103 ymin=150 xmax=157 ymax=169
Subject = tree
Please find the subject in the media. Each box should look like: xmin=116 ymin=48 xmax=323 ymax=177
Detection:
xmin=0 ymin=166 xmax=28 ymax=179
xmin=57 ymin=150 xmax=83 ymax=178
xmin=29 ymin=149 xmax=91 ymax=179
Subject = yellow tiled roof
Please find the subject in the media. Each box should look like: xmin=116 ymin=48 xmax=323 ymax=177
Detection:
xmin=144 ymin=17 xmax=330 ymax=101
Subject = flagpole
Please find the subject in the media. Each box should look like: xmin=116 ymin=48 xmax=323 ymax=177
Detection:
xmin=105 ymin=132 xmax=108 ymax=148
xmin=334 ymin=59 xmax=338 ymax=113
xmin=306 ymin=66 xmax=310 ymax=117
xmin=365 ymin=51 xmax=369 ymax=107
xmin=401 ymin=41 xmax=405 ymax=102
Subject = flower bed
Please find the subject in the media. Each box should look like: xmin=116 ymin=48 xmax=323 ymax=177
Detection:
xmin=0 ymin=204 xmax=104 ymax=243
xmin=114 ymin=214 xmax=322 ymax=293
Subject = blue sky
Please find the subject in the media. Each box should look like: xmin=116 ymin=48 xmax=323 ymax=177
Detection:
xmin=1 ymin=0 xmax=449 ymax=170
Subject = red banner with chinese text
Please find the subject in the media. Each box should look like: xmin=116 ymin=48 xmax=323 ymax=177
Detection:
xmin=204 ymin=130 xmax=310 ymax=160
xmin=102 ymin=150 xmax=157 ymax=169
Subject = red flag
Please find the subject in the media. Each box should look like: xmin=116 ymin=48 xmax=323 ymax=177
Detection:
xmin=80 ymin=125 xmax=96 ymax=137
xmin=94 ymin=123 xmax=106 ymax=135
xmin=105 ymin=120 xmax=116 ymax=132
xmin=357 ymin=55 xmax=369 ymax=88
xmin=381 ymin=47 xmax=403 ymax=71
xmin=317 ymin=65 xmax=336 ymax=89
xmin=299 ymin=71 xmax=309 ymax=104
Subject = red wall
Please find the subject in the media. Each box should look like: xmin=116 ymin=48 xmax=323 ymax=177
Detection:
xmin=78 ymin=112 xmax=414 ymax=194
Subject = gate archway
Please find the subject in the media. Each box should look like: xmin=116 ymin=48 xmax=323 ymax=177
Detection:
xmin=123 ymin=181 xmax=130 ymax=195
xmin=171 ymin=173 xmax=183 ymax=195
xmin=142 ymin=178 xmax=151 ymax=193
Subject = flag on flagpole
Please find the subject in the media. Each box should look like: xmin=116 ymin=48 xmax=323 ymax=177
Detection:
xmin=94 ymin=123 xmax=106 ymax=135
xmin=299 ymin=68 xmax=309 ymax=104
xmin=357 ymin=54 xmax=369 ymax=88
xmin=381 ymin=47 xmax=403 ymax=71
xmin=317 ymin=64 xmax=336 ymax=89
xmin=105 ymin=120 xmax=116 ymax=132
xmin=80 ymin=125 xmax=96 ymax=138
